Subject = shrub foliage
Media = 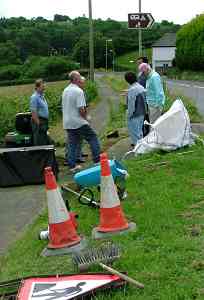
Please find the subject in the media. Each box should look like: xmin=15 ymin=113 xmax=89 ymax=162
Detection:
xmin=176 ymin=14 xmax=204 ymax=70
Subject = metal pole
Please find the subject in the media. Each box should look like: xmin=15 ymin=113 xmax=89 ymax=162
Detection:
xmin=138 ymin=0 xmax=142 ymax=56
xmin=105 ymin=40 xmax=108 ymax=72
xmin=88 ymin=0 xmax=94 ymax=81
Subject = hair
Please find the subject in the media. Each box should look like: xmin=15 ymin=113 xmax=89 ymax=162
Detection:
xmin=137 ymin=56 xmax=149 ymax=63
xmin=68 ymin=70 xmax=81 ymax=82
xmin=124 ymin=71 xmax=137 ymax=85
xmin=138 ymin=63 xmax=151 ymax=73
xmin=80 ymin=76 xmax=86 ymax=82
xmin=35 ymin=79 xmax=44 ymax=89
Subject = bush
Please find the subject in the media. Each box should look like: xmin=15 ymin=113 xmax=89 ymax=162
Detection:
xmin=22 ymin=56 xmax=79 ymax=80
xmin=85 ymin=80 xmax=98 ymax=104
xmin=0 ymin=65 xmax=21 ymax=81
xmin=176 ymin=14 xmax=204 ymax=70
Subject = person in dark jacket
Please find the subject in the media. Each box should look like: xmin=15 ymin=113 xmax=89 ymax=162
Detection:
xmin=124 ymin=72 xmax=147 ymax=146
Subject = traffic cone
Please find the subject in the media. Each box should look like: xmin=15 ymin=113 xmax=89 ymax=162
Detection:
xmin=92 ymin=153 xmax=136 ymax=239
xmin=42 ymin=167 xmax=86 ymax=256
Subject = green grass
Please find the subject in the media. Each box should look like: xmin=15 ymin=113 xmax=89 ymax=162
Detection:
xmin=116 ymin=49 xmax=152 ymax=71
xmin=1 ymin=144 xmax=204 ymax=299
xmin=167 ymin=69 xmax=204 ymax=82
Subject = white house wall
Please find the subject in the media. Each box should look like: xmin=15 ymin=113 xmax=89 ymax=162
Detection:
xmin=152 ymin=47 xmax=176 ymax=69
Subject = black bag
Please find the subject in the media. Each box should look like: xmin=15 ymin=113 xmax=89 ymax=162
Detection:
xmin=15 ymin=112 xmax=32 ymax=134
xmin=143 ymin=103 xmax=150 ymax=137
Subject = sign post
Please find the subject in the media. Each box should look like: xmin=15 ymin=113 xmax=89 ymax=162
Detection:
xmin=88 ymin=0 xmax=94 ymax=81
xmin=128 ymin=9 xmax=154 ymax=56
xmin=138 ymin=0 xmax=142 ymax=55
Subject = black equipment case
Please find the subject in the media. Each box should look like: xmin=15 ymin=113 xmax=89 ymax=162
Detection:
xmin=15 ymin=112 xmax=32 ymax=134
xmin=0 ymin=145 xmax=58 ymax=187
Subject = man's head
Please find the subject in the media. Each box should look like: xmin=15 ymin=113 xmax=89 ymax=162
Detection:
xmin=35 ymin=79 xmax=45 ymax=93
xmin=78 ymin=76 xmax=86 ymax=90
xmin=124 ymin=71 xmax=137 ymax=85
xmin=138 ymin=63 xmax=151 ymax=76
xmin=69 ymin=70 xmax=81 ymax=85
xmin=137 ymin=56 xmax=149 ymax=66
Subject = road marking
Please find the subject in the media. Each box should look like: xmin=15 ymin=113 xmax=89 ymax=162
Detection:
xmin=193 ymin=85 xmax=204 ymax=89
xmin=178 ymin=83 xmax=191 ymax=87
xmin=166 ymin=81 xmax=190 ymax=87
xmin=166 ymin=81 xmax=204 ymax=89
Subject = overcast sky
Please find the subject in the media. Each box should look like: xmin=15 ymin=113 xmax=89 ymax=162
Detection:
xmin=0 ymin=0 xmax=203 ymax=25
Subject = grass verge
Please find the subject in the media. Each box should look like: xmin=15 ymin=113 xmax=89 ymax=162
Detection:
xmin=166 ymin=69 xmax=204 ymax=82
xmin=116 ymin=49 xmax=152 ymax=72
xmin=1 ymin=143 xmax=204 ymax=299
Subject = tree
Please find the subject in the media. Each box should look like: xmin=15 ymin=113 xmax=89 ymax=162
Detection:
xmin=176 ymin=14 xmax=204 ymax=70
xmin=16 ymin=27 xmax=49 ymax=59
xmin=54 ymin=14 xmax=71 ymax=22
xmin=0 ymin=41 xmax=21 ymax=64
xmin=73 ymin=32 xmax=108 ymax=68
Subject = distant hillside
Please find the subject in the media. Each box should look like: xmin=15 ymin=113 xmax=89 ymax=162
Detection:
xmin=0 ymin=16 xmax=180 ymax=82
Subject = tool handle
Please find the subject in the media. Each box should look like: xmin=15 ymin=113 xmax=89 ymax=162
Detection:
xmin=99 ymin=262 xmax=144 ymax=289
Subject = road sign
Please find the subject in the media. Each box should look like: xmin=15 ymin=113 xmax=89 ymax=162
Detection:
xmin=128 ymin=13 xmax=154 ymax=29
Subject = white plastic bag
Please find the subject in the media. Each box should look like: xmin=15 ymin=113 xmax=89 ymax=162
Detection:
xmin=125 ymin=99 xmax=195 ymax=157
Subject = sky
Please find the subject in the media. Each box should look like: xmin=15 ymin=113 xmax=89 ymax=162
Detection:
xmin=0 ymin=0 xmax=203 ymax=25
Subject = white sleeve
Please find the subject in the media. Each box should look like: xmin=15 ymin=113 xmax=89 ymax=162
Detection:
xmin=76 ymin=90 xmax=86 ymax=108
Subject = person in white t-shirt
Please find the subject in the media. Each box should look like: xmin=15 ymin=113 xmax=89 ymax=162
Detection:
xmin=62 ymin=71 xmax=100 ymax=172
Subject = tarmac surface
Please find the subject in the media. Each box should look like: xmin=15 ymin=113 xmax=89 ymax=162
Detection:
xmin=165 ymin=79 xmax=204 ymax=117
xmin=0 ymin=74 xmax=120 ymax=255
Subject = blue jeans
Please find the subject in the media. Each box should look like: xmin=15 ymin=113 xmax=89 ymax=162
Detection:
xmin=65 ymin=133 xmax=83 ymax=161
xmin=127 ymin=115 xmax=144 ymax=145
xmin=67 ymin=125 xmax=100 ymax=168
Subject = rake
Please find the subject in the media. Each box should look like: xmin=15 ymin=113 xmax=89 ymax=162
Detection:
xmin=72 ymin=242 xmax=144 ymax=289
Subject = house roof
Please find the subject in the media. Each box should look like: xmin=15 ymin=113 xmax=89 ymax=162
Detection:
xmin=152 ymin=33 xmax=176 ymax=47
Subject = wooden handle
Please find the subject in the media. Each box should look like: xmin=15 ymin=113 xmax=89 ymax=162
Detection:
xmin=99 ymin=262 xmax=144 ymax=289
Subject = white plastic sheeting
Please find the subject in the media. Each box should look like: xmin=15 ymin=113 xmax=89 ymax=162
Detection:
xmin=125 ymin=99 xmax=195 ymax=157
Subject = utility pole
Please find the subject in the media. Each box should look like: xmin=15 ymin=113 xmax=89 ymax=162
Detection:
xmin=138 ymin=0 xmax=142 ymax=56
xmin=105 ymin=39 xmax=112 ymax=72
xmin=88 ymin=0 xmax=94 ymax=81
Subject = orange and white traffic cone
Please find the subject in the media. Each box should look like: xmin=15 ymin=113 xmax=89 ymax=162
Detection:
xmin=92 ymin=153 xmax=136 ymax=239
xmin=42 ymin=167 xmax=86 ymax=256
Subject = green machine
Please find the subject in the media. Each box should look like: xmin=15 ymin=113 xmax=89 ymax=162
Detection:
xmin=4 ymin=112 xmax=33 ymax=147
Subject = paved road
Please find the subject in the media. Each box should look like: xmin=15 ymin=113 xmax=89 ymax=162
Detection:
xmin=0 ymin=185 xmax=45 ymax=254
xmin=165 ymin=79 xmax=204 ymax=117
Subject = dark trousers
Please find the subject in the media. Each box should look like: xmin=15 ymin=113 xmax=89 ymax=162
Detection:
xmin=67 ymin=125 xmax=100 ymax=168
xmin=31 ymin=118 xmax=53 ymax=146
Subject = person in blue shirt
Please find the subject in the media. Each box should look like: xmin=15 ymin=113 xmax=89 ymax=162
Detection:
xmin=139 ymin=63 xmax=165 ymax=123
xmin=124 ymin=71 xmax=147 ymax=146
xmin=30 ymin=79 xmax=52 ymax=145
